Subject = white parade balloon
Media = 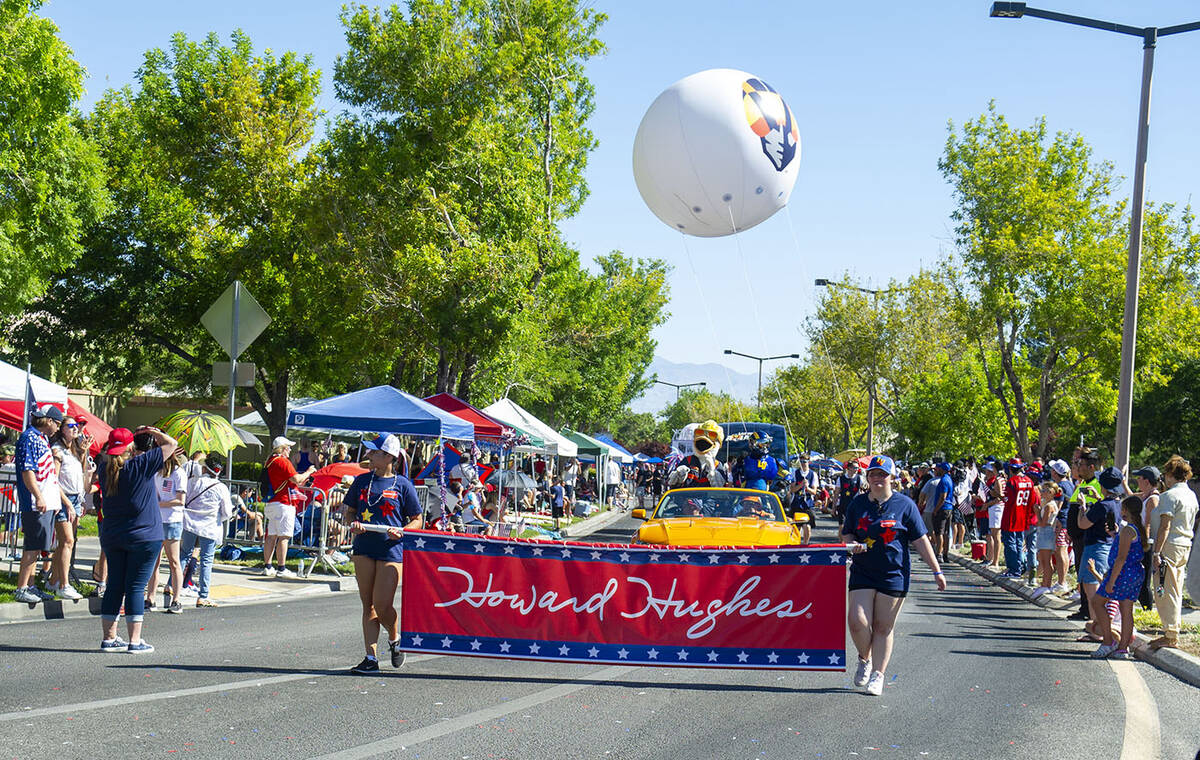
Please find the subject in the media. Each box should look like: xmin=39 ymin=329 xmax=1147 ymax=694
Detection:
xmin=632 ymin=68 xmax=801 ymax=237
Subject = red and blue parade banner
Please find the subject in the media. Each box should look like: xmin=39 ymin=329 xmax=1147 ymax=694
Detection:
xmin=399 ymin=531 xmax=847 ymax=671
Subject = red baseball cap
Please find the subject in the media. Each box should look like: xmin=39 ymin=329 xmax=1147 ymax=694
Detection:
xmin=104 ymin=428 xmax=134 ymax=456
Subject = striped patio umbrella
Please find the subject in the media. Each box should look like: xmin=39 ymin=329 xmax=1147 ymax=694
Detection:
xmin=155 ymin=409 xmax=246 ymax=454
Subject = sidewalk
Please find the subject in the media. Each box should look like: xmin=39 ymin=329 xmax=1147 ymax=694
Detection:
xmin=1 ymin=536 xmax=353 ymax=625
xmin=950 ymin=552 xmax=1200 ymax=689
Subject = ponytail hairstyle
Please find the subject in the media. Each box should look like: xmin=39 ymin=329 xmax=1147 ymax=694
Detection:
xmin=1120 ymin=495 xmax=1147 ymax=547
xmin=105 ymin=450 xmax=133 ymax=496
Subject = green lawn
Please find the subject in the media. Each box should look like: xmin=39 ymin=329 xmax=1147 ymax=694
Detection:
xmin=0 ymin=569 xmax=95 ymax=604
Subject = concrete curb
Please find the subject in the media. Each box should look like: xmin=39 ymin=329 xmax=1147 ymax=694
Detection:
xmin=949 ymin=553 xmax=1200 ymax=689
xmin=560 ymin=508 xmax=628 ymax=538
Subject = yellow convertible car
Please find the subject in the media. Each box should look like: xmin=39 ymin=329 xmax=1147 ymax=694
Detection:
xmin=631 ymin=487 xmax=809 ymax=546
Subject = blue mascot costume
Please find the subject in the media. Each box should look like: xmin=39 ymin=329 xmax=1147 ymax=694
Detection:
xmin=740 ymin=432 xmax=781 ymax=491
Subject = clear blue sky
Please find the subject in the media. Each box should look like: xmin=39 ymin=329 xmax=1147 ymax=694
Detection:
xmin=43 ymin=0 xmax=1200 ymax=392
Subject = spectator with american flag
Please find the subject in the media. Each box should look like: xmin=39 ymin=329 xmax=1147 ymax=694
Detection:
xmin=12 ymin=405 xmax=64 ymax=604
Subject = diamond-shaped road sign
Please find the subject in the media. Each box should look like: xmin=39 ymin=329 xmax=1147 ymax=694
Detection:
xmin=201 ymin=281 xmax=271 ymax=360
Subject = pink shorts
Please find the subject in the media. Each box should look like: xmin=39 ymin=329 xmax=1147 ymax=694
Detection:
xmin=1055 ymin=527 xmax=1071 ymax=547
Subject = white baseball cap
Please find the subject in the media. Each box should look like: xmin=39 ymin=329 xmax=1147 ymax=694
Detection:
xmin=364 ymin=433 xmax=401 ymax=459
xmin=272 ymin=435 xmax=297 ymax=449
xmin=1048 ymin=459 xmax=1070 ymax=477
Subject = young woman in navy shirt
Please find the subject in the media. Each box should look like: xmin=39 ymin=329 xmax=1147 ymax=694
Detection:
xmin=343 ymin=434 xmax=424 ymax=674
xmin=841 ymin=455 xmax=946 ymax=695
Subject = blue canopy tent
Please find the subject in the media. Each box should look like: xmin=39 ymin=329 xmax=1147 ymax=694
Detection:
xmin=287 ymin=386 xmax=474 ymax=440
xmin=592 ymin=433 xmax=635 ymax=464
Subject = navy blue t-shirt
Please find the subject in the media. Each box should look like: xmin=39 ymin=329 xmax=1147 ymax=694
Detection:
xmin=101 ymin=448 xmax=165 ymax=548
xmin=346 ymin=472 xmax=422 ymax=562
xmin=550 ymin=485 xmax=564 ymax=508
xmin=1083 ymin=497 xmax=1120 ymax=546
xmin=1055 ymin=479 xmax=1075 ymax=528
xmin=841 ymin=491 xmax=928 ymax=593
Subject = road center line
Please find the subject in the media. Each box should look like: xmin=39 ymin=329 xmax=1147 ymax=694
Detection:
xmin=0 ymin=655 xmax=440 ymax=723
xmin=311 ymin=663 xmax=640 ymax=760
xmin=1111 ymin=658 xmax=1161 ymax=760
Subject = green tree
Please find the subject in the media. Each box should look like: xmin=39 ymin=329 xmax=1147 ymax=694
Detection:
xmin=1131 ymin=357 xmax=1200 ymax=466
xmin=658 ymin=388 xmax=756 ymax=436
xmin=0 ymin=0 xmax=108 ymax=317
xmin=940 ymin=104 xmax=1200 ymax=460
xmin=12 ymin=31 xmax=339 ymax=438
xmin=760 ymin=355 xmax=867 ymax=455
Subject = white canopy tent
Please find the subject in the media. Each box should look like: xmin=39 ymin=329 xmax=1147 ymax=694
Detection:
xmin=482 ymin=398 xmax=578 ymax=458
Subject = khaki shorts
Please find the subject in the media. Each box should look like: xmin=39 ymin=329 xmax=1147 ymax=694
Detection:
xmin=265 ymin=501 xmax=296 ymax=537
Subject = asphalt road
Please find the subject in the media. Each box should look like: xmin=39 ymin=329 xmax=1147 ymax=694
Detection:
xmin=2 ymin=513 xmax=1198 ymax=760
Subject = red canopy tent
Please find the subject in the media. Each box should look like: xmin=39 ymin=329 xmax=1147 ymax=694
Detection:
xmin=422 ymin=393 xmax=509 ymax=440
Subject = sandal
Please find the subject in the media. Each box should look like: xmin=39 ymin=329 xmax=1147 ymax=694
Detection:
xmin=1075 ymin=633 xmax=1101 ymax=643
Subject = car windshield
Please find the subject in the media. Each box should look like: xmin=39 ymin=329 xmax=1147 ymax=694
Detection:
xmin=653 ymin=490 xmax=786 ymax=522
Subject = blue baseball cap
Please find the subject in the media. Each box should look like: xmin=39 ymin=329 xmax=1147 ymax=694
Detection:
xmin=865 ymin=455 xmax=895 ymax=476
xmin=934 ymin=461 xmax=951 ymax=472
xmin=363 ymin=434 xmax=401 ymax=458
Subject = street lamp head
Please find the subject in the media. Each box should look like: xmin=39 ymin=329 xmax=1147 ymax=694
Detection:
xmin=990 ymin=2 xmax=1026 ymax=18
xmin=814 ymin=278 xmax=829 ymax=287
xmin=723 ymin=349 xmax=732 ymax=355
xmin=698 ymin=382 xmax=707 ymax=387
xmin=789 ymin=354 xmax=800 ymax=359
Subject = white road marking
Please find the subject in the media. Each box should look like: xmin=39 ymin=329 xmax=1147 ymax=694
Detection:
xmin=1111 ymin=658 xmax=1161 ymax=760
xmin=0 ymin=655 xmax=441 ymax=723
xmin=310 ymin=663 xmax=639 ymax=760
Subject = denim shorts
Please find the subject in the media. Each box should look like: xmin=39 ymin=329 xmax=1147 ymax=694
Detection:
xmin=163 ymin=521 xmax=183 ymax=540
xmin=1079 ymin=541 xmax=1111 ymax=585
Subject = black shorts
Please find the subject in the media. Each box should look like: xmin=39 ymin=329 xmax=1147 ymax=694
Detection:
xmin=848 ymin=583 xmax=907 ymax=599
xmin=951 ymin=509 xmax=965 ymax=525
xmin=21 ymin=510 xmax=56 ymax=552
xmin=552 ymin=504 xmax=565 ymax=518
xmin=931 ymin=509 xmax=951 ymax=534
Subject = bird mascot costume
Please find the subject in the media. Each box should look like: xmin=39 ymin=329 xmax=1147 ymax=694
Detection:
xmin=740 ymin=432 xmax=781 ymax=491
xmin=668 ymin=420 xmax=727 ymax=490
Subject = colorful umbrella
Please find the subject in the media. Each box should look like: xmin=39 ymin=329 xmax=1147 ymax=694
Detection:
xmin=155 ymin=409 xmax=246 ymax=454
xmin=310 ymin=462 xmax=368 ymax=495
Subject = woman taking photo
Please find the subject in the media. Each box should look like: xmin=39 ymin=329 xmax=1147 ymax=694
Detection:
xmin=99 ymin=426 xmax=177 ymax=653
xmin=342 ymin=434 xmax=423 ymax=675
xmin=1148 ymin=455 xmax=1198 ymax=650
xmin=842 ymin=455 xmax=946 ymax=696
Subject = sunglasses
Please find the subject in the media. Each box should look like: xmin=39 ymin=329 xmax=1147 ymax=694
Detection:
xmin=65 ymin=423 xmax=78 ymax=429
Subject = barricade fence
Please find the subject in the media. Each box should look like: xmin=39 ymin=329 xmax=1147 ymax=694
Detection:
xmin=1 ymin=469 xmax=20 ymax=569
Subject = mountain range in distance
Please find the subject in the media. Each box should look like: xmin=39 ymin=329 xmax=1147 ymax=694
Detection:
xmin=629 ymin=356 xmax=759 ymax=416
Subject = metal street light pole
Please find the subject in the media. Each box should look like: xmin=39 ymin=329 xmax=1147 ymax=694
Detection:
xmin=990 ymin=2 xmax=1200 ymax=471
xmin=814 ymin=279 xmax=902 ymax=454
xmin=723 ymin=349 xmax=800 ymax=415
xmin=654 ymin=379 xmax=706 ymax=401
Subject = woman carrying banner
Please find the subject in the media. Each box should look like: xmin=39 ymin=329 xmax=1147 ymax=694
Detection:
xmin=841 ymin=455 xmax=947 ymax=696
xmin=343 ymin=433 xmax=424 ymax=675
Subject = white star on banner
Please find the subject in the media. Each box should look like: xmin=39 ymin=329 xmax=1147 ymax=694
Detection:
xmin=443 ymin=540 xmax=456 ymax=551
xmin=587 ymin=647 xmax=600 ymax=658
xmin=618 ymin=552 xmax=631 ymax=562
xmin=708 ymin=554 xmax=721 ymax=564
xmin=676 ymin=649 xmax=689 ymax=661
xmin=617 ymin=648 xmax=629 ymax=659
xmin=830 ymin=554 xmax=843 ymax=564
xmin=736 ymin=651 xmax=749 ymax=663
xmin=503 ymin=545 xmax=516 ymax=555
xmin=590 ymin=551 xmax=602 ymax=560
xmin=413 ymin=537 xmax=426 ymax=549
xmin=532 ymin=547 xmax=544 ymax=556
xmin=499 ymin=641 xmax=511 ymax=653
xmin=648 ymin=553 xmax=660 ymax=562
xmin=473 ymin=543 xmax=486 ymax=553
xmin=529 ymin=643 xmax=541 ymax=654
xmin=767 ymin=554 xmax=780 ymax=564
xmin=828 ymin=653 xmax=841 ymax=665
xmin=797 ymin=653 xmax=809 ymax=664
xmin=798 ymin=554 xmax=811 ymax=564
xmin=677 ymin=553 xmax=690 ymax=562
xmin=737 ymin=554 xmax=750 ymax=564
xmin=558 ymin=645 xmax=570 ymax=656
xmin=646 ymin=648 xmax=659 ymax=659
xmin=411 ymin=635 xmax=423 ymax=646
xmin=707 ymin=651 xmax=719 ymax=662
xmin=767 ymin=652 xmax=779 ymax=663
xmin=441 ymin=637 xmax=453 ymax=648
xmin=560 ymin=547 xmax=572 ymax=558
xmin=469 ymin=639 xmax=482 ymax=650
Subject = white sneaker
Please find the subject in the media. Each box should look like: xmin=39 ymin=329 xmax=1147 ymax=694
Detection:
xmin=853 ymin=657 xmax=872 ymax=687
xmin=179 ymin=586 xmax=199 ymax=598
xmin=277 ymin=568 xmax=297 ymax=579
xmin=1091 ymin=642 xmax=1118 ymax=659
xmin=1031 ymin=586 xmax=1049 ymax=598
xmin=13 ymin=586 xmax=42 ymax=604
xmin=1050 ymin=583 xmax=1069 ymax=594
xmin=52 ymin=584 xmax=84 ymax=601
xmin=865 ymin=670 xmax=885 ymax=696
xmin=260 ymin=567 xmax=277 ymax=578
xmin=1066 ymin=591 xmax=1081 ymax=601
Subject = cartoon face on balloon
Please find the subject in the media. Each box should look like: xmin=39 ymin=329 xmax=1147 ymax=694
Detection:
xmin=632 ymin=68 xmax=801 ymax=237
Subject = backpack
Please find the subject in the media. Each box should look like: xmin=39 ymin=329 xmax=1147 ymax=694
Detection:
xmin=259 ymin=455 xmax=286 ymax=501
